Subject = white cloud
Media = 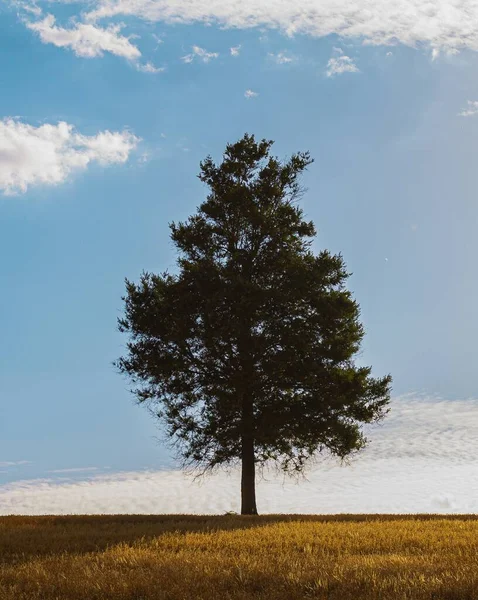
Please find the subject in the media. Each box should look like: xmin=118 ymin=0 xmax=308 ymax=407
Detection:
xmin=83 ymin=0 xmax=478 ymax=55
xmin=26 ymin=14 xmax=141 ymax=59
xmin=326 ymin=54 xmax=359 ymax=76
xmin=268 ymin=51 xmax=293 ymax=64
xmin=230 ymin=44 xmax=241 ymax=56
xmin=244 ymin=89 xmax=258 ymax=98
xmin=181 ymin=45 xmax=218 ymax=63
xmin=24 ymin=12 xmax=164 ymax=71
xmin=0 ymin=118 xmax=140 ymax=195
xmin=3 ymin=394 xmax=478 ymax=514
xmin=0 ymin=460 xmax=31 ymax=468
xmin=459 ymin=100 xmax=478 ymax=117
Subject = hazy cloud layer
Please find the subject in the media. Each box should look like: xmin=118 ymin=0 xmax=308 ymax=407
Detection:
xmin=2 ymin=394 xmax=478 ymax=514
xmin=0 ymin=119 xmax=139 ymax=194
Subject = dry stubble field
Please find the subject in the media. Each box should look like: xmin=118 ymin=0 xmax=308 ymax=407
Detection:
xmin=1 ymin=514 xmax=478 ymax=599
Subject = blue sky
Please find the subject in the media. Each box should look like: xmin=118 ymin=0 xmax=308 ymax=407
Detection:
xmin=2 ymin=0 xmax=478 ymax=513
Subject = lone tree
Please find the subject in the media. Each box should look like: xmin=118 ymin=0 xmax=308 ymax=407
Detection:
xmin=116 ymin=134 xmax=392 ymax=515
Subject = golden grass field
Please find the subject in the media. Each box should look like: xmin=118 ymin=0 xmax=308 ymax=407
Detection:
xmin=1 ymin=513 xmax=478 ymax=599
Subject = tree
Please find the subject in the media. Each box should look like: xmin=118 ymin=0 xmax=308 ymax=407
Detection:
xmin=116 ymin=133 xmax=392 ymax=515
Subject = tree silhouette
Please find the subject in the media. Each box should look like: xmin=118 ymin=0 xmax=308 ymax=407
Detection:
xmin=116 ymin=134 xmax=392 ymax=515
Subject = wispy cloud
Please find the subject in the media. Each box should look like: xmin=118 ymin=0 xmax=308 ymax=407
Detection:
xmin=16 ymin=0 xmax=42 ymax=17
xmin=0 ymin=460 xmax=31 ymax=468
xmin=230 ymin=44 xmax=241 ymax=56
xmin=3 ymin=394 xmax=478 ymax=514
xmin=136 ymin=61 xmax=165 ymax=73
xmin=48 ymin=467 xmax=100 ymax=474
xmin=152 ymin=33 xmax=163 ymax=48
xmin=244 ymin=89 xmax=258 ymax=98
xmin=0 ymin=118 xmax=140 ymax=195
xmin=431 ymin=47 xmax=459 ymax=61
xmin=181 ymin=45 xmax=218 ymax=63
xmin=268 ymin=51 xmax=293 ymax=64
xmin=458 ymin=100 xmax=478 ymax=117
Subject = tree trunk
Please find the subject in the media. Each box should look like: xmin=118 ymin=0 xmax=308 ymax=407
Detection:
xmin=238 ymin=310 xmax=257 ymax=515
xmin=240 ymin=388 xmax=258 ymax=515
xmin=241 ymin=431 xmax=258 ymax=515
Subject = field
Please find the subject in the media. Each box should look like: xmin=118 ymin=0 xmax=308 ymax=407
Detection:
xmin=1 ymin=514 xmax=478 ymax=599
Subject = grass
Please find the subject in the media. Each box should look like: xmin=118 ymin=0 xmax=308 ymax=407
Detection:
xmin=1 ymin=513 xmax=478 ymax=599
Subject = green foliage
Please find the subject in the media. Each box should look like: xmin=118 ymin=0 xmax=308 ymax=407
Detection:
xmin=116 ymin=133 xmax=392 ymax=478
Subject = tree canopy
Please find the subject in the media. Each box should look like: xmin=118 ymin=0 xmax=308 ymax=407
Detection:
xmin=116 ymin=133 xmax=392 ymax=514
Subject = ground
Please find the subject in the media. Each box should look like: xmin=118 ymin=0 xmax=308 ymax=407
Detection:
xmin=1 ymin=514 xmax=477 ymax=599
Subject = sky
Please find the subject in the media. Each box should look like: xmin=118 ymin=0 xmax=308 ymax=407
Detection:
xmin=2 ymin=0 xmax=478 ymax=514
